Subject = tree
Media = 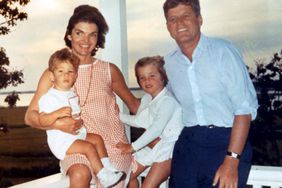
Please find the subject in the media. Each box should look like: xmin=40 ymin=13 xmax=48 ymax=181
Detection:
xmin=249 ymin=49 xmax=282 ymax=166
xmin=0 ymin=47 xmax=24 ymax=107
xmin=0 ymin=0 xmax=29 ymax=106
xmin=4 ymin=91 xmax=20 ymax=108
xmin=0 ymin=0 xmax=30 ymax=35
xmin=0 ymin=47 xmax=24 ymax=90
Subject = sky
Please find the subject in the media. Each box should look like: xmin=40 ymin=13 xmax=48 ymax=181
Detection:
xmin=0 ymin=0 xmax=282 ymax=106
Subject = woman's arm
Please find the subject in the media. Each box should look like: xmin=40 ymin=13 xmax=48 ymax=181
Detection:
xmin=110 ymin=63 xmax=140 ymax=114
xmin=39 ymin=107 xmax=72 ymax=126
xmin=24 ymin=69 xmax=53 ymax=129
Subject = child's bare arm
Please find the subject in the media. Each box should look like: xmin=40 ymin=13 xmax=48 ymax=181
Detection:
xmin=39 ymin=107 xmax=71 ymax=126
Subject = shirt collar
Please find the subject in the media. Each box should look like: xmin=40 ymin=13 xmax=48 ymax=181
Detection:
xmin=150 ymin=87 xmax=167 ymax=104
xmin=174 ymin=33 xmax=208 ymax=61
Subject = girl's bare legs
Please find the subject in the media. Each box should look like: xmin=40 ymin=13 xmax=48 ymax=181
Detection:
xmin=66 ymin=139 xmax=103 ymax=174
xmin=142 ymin=159 xmax=171 ymax=188
xmin=128 ymin=162 xmax=148 ymax=188
xmin=68 ymin=164 xmax=91 ymax=188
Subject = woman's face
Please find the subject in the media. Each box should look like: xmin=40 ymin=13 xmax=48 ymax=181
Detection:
xmin=67 ymin=22 xmax=98 ymax=60
xmin=137 ymin=64 xmax=164 ymax=98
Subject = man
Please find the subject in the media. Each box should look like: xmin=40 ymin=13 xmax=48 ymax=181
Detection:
xmin=163 ymin=0 xmax=258 ymax=187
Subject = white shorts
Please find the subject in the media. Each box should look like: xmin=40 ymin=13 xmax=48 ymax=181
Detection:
xmin=134 ymin=139 xmax=176 ymax=167
xmin=47 ymin=127 xmax=87 ymax=160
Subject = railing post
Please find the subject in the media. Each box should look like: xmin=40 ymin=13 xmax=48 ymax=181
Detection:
xmin=99 ymin=0 xmax=131 ymax=141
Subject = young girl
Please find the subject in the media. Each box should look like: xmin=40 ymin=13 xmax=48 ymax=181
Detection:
xmin=116 ymin=56 xmax=183 ymax=188
xmin=38 ymin=48 xmax=124 ymax=188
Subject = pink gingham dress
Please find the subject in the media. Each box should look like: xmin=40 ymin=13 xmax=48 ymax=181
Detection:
xmin=60 ymin=59 xmax=132 ymax=188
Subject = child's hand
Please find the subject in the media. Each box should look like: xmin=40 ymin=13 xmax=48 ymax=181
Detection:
xmin=54 ymin=116 xmax=83 ymax=135
xmin=148 ymin=137 xmax=161 ymax=148
xmin=116 ymin=142 xmax=134 ymax=154
xmin=115 ymin=103 xmax=120 ymax=113
xmin=55 ymin=106 xmax=71 ymax=119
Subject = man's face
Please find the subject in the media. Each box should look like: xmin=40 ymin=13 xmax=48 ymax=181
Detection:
xmin=166 ymin=4 xmax=202 ymax=47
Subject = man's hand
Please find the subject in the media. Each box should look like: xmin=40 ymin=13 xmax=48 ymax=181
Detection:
xmin=116 ymin=142 xmax=134 ymax=154
xmin=213 ymin=156 xmax=239 ymax=188
xmin=53 ymin=116 xmax=83 ymax=135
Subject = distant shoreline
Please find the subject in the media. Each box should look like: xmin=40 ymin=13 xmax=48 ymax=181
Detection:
xmin=0 ymin=88 xmax=144 ymax=107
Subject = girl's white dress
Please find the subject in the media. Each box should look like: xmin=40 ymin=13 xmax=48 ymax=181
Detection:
xmin=120 ymin=87 xmax=183 ymax=166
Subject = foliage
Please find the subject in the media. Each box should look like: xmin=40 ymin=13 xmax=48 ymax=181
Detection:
xmin=0 ymin=0 xmax=29 ymax=107
xmin=4 ymin=91 xmax=20 ymax=108
xmin=249 ymin=49 xmax=282 ymax=166
xmin=0 ymin=47 xmax=24 ymax=90
xmin=0 ymin=0 xmax=30 ymax=35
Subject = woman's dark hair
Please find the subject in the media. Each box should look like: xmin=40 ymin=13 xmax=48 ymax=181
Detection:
xmin=135 ymin=55 xmax=168 ymax=87
xmin=64 ymin=5 xmax=109 ymax=56
xmin=163 ymin=0 xmax=201 ymax=18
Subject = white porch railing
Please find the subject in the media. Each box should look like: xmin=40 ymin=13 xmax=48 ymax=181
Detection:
xmin=9 ymin=165 xmax=282 ymax=188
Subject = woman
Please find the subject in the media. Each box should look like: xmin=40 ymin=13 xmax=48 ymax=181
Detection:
xmin=25 ymin=5 xmax=139 ymax=188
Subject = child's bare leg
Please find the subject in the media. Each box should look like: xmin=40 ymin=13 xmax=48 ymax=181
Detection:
xmin=66 ymin=140 xmax=102 ymax=174
xmin=86 ymin=133 xmax=121 ymax=172
xmin=142 ymin=159 xmax=171 ymax=188
xmin=128 ymin=162 xmax=148 ymax=188
xmin=86 ymin=133 xmax=107 ymax=158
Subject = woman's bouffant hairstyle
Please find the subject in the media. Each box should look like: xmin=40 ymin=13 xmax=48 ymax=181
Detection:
xmin=135 ymin=55 xmax=168 ymax=87
xmin=48 ymin=48 xmax=80 ymax=72
xmin=64 ymin=5 xmax=109 ymax=56
xmin=163 ymin=0 xmax=201 ymax=18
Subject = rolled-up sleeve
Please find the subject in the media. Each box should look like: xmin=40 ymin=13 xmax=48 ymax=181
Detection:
xmin=220 ymin=42 xmax=258 ymax=120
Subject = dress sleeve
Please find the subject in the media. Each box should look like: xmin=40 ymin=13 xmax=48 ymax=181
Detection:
xmin=132 ymin=97 xmax=176 ymax=151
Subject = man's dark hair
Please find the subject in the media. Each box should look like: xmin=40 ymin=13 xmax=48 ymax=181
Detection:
xmin=163 ymin=0 xmax=201 ymax=18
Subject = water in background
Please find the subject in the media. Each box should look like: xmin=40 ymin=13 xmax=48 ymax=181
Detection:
xmin=0 ymin=88 xmax=144 ymax=107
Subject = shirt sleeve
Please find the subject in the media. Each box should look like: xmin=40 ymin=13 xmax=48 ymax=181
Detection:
xmin=132 ymin=97 xmax=176 ymax=151
xmin=119 ymin=113 xmax=148 ymax=129
xmin=220 ymin=42 xmax=258 ymax=120
xmin=38 ymin=95 xmax=50 ymax=113
xmin=38 ymin=94 xmax=59 ymax=114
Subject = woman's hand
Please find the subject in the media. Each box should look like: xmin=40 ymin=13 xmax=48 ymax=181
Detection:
xmin=53 ymin=117 xmax=83 ymax=135
xmin=116 ymin=142 xmax=134 ymax=154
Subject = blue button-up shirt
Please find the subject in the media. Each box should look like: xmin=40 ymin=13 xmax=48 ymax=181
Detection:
xmin=164 ymin=34 xmax=258 ymax=128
